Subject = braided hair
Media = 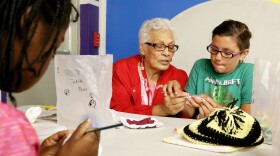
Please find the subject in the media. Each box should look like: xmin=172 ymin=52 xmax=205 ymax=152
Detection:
xmin=0 ymin=0 xmax=79 ymax=94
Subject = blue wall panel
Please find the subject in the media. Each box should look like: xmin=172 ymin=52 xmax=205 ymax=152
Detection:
xmin=106 ymin=0 xmax=208 ymax=62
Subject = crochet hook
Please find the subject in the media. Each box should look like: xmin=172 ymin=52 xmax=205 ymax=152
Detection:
xmin=84 ymin=123 xmax=123 ymax=134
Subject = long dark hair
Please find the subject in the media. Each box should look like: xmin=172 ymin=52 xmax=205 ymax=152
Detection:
xmin=0 ymin=0 xmax=79 ymax=92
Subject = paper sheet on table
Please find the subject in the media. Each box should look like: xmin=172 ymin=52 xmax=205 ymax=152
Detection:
xmin=38 ymin=109 xmax=57 ymax=121
xmin=163 ymin=134 xmax=243 ymax=153
xmin=33 ymin=121 xmax=67 ymax=143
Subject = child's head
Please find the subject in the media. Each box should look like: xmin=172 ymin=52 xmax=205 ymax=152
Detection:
xmin=207 ymin=20 xmax=252 ymax=74
xmin=0 ymin=0 xmax=79 ymax=92
xmin=212 ymin=19 xmax=252 ymax=51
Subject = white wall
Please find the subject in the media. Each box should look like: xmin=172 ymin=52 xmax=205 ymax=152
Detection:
xmin=59 ymin=0 xmax=80 ymax=55
xmin=9 ymin=60 xmax=57 ymax=106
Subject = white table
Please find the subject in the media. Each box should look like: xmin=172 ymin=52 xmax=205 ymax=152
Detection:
xmin=34 ymin=112 xmax=272 ymax=156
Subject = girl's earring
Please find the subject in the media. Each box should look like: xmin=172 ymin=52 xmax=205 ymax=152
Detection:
xmin=140 ymin=55 xmax=145 ymax=70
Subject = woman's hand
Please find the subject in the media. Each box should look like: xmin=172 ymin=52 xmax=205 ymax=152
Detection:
xmin=161 ymin=92 xmax=187 ymax=115
xmin=162 ymin=80 xmax=183 ymax=97
xmin=152 ymin=80 xmax=184 ymax=116
xmin=152 ymin=91 xmax=190 ymax=116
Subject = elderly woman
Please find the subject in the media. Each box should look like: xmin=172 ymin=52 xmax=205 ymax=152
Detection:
xmin=110 ymin=18 xmax=189 ymax=117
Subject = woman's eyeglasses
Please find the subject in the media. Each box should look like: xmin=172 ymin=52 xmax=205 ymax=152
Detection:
xmin=145 ymin=42 xmax=179 ymax=53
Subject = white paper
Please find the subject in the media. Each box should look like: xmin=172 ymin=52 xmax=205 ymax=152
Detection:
xmin=55 ymin=55 xmax=114 ymax=131
xmin=25 ymin=107 xmax=42 ymax=124
xmin=163 ymin=134 xmax=243 ymax=153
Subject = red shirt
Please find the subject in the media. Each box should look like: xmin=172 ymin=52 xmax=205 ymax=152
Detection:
xmin=110 ymin=55 xmax=188 ymax=117
xmin=0 ymin=103 xmax=40 ymax=156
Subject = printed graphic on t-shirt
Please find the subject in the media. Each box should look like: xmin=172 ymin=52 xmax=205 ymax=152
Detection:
xmin=205 ymin=77 xmax=241 ymax=86
xmin=205 ymin=77 xmax=241 ymax=107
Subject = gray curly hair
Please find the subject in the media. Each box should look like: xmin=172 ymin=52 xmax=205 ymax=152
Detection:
xmin=138 ymin=18 xmax=174 ymax=44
